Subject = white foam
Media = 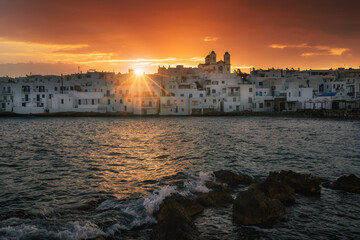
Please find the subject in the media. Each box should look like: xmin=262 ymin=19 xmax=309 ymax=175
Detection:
xmin=143 ymin=185 xmax=177 ymax=215
xmin=105 ymin=223 xmax=122 ymax=236
xmin=184 ymin=171 xmax=214 ymax=194
xmin=0 ymin=221 xmax=105 ymax=240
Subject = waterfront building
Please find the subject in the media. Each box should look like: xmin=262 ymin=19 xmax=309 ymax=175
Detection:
xmin=1 ymin=52 xmax=360 ymax=114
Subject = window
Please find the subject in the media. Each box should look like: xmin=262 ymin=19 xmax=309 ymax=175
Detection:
xmin=259 ymin=82 xmax=263 ymax=86
xmin=55 ymin=87 xmax=58 ymax=91
xmin=222 ymin=81 xmax=225 ymax=84
xmin=249 ymin=88 xmax=252 ymax=93
xmin=266 ymin=102 xmax=271 ymax=107
xmin=108 ymin=99 xmax=111 ymax=105
xmin=256 ymin=92 xmax=258 ymax=96
xmin=92 ymin=99 xmax=95 ymax=105
xmin=233 ymin=97 xmax=236 ymax=102
xmin=289 ymin=92 xmax=291 ymax=97
xmin=174 ymin=100 xmax=177 ymax=104
xmin=192 ymin=101 xmax=198 ymax=106
xmin=299 ymin=91 xmax=301 ymax=97
xmin=180 ymin=94 xmax=184 ymax=97
xmin=212 ymin=89 xmax=216 ymax=94
xmin=200 ymin=93 xmax=203 ymax=97
xmin=61 ymin=99 xmax=64 ymax=104
xmin=167 ymin=100 xmax=171 ymax=105
xmin=259 ymin=103 xmax=263 ymax=108
xmin=189 ymin=94 xmax=193 ymax=98
xmin=120 ymin=99 xmax=123 ymax=104
xmin=248 ymin=97 xmax=252 ymax=103
xmin=78 ymin=100 xmax=81 ymax=105
xmin=181 ymin=100 xmax=184 ymax=105
xmin=213 ymin=99 xmax=216 ymax=103
xmin=124 ymin=106 xmax=127 ymax=111
xmin=229 ymin=105 xmax=232 ymax=109
xmin=128 ymin=99 xmax=131 ymax=102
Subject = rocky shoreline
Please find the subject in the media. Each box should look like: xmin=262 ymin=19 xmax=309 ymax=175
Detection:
xmin=148 ymin=170 xmax=360 ymax=240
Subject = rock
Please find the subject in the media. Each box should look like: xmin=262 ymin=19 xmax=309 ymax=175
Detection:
xmin=233 ymin=190 xmax=287 ymax=225
xmin=197 ymin=190 xmax=233 ymax=207
xmin=331 ymin=174 xmax=360 ymax=193
xmin=214 ymin=170 xmax=253 ymax=187
xmin=248 ymin=179 xmax=295 ymax=205
xmin=205 ymin=181 xmax=229 ymax=192
xmin=155 ymin=194 xmax=204 ymax=221
xmin=151 ymin=194 xmax=203 ymax=240
xmin=267 ymin=170 xmax=321 ymax=195
xmin=151 ymin=207 xmax=199 ymax=240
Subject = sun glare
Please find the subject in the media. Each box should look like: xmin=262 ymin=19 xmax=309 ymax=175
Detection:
xmin=134 ymin=69 xmax=143 ymax=76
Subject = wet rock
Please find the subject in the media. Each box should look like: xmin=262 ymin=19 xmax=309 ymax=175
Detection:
xmin=331 ymin=174 xmax=360 ymax=193
xmin=197 ymin=190 xmax=233 ymax=207
xmin=205 ymin=181 xmax=229 ymax=192
xmin=214 ymin=170 xmax=253 ymax=187
xmin=155 ymin=193 xmax=204 ymax=220
xmin=151 ymin=194 xmax=203 ymax=240
xmin=233 ymin=190 xmax=287 ymax=225
xmin=151 ymin=207 xmax=199 ymax=240
xmin=248 ymin=179 xmax=295 ymax=205
xmin=267 ymin=170 xmax=321 ymax=195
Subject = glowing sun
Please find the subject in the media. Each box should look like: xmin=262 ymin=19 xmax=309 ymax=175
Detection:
xmin=134 ymin=69 xmax=143 ymax=76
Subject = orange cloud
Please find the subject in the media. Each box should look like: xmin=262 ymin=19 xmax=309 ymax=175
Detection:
xmin=204 ymin=36 xmax=218 ymax=42
xmin=271 ymin=43 xmax=350 ymax=56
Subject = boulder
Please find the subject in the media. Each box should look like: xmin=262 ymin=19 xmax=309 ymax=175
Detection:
xmin=267 ymin=170 xmax=321 ymax=195
xmin=214 ymin=170 xmax=253 ymax=187
xmin=151 ymin=194 xmax=203 ymax=240
xmin=233 ymin=190 xmax=287 ymax=225
xmin=249 ymin=179 xmax=295 ymax=205
xmin=197 ymin=190 xmax=233 ymax=207
xmin=155 ymin=194 xmax=204 ymax=221
xmin=151 ymin=207 xmax=199 ymax=240
xmin=205 ymin=181 xmax=229 ymax=192
xmin=331 ymin=174 xmax=360 ymax=193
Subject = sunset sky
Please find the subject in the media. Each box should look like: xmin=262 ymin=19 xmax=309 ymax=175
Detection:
xmin=0 ymin=0 xmax=359 ymax=77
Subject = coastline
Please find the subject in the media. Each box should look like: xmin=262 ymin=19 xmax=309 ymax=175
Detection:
xmin=1 ymin=109 xmax=359 ymax=119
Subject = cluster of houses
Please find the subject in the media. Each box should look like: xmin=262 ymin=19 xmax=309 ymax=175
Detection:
xmin=1 ymin=51 xmax=360 ymax=115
